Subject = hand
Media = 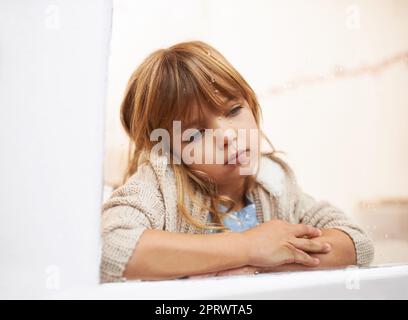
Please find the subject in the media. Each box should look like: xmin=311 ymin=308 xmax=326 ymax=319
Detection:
xmin=188 ymin=220 xmax=333 ymax=279
xmin=242 ymin=219 xmax=332 ymax=268
xmin=210 ymin=229 xmax=352 ymax=276
xmin=257 ymin=228 xmax=357 ymax=272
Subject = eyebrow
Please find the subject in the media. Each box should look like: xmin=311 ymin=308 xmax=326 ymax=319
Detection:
xmin=182 ymin=99 xmax=243 ymax=128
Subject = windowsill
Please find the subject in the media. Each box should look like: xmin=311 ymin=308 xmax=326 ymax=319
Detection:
xmin=47 ymin=263 xmax=408 ymax=299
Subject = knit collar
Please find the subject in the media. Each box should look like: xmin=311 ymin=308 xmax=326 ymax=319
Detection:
xmin=218 ymin=192 xmax=254 ymax=213
xmin=254 ymin=154 xmax=287 ymax=198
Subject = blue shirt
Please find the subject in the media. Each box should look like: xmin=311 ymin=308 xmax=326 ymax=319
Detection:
xmin=207 ymin=194 xmax=260 ymax=233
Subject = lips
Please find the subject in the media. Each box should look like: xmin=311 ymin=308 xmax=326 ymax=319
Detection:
xmin=225 ymin=149 xmax=249 ymax=165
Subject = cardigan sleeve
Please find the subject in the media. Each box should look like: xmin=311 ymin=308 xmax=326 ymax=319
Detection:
xmin=100 ymin=164 xmax=165 ymax=283
xmin=255 ymin=154 xmax=374 ymax=267
xmin=293 ymin=189 xmax=375 ymax=267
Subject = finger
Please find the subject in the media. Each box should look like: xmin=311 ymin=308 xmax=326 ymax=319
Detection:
xmin=289 ymin=247 xmax=320 ymax=267
xmin=288 ymin=238 xmax=331 ymax=253
xmin=290 ymin=224 xmax=322 ymax=238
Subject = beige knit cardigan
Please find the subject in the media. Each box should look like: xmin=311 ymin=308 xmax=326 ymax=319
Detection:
xmin=100 ymin=151 xmax=375 ymax=283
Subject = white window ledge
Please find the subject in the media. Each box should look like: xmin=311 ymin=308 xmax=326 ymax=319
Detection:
xmin=48 ymin=264 xmax=408 ymax=300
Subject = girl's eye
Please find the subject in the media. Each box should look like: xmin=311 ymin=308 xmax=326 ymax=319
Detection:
xmin=228 ymin=105 xmax=243 ymax=116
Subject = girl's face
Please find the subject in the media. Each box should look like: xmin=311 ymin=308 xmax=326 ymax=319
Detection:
xmin=173 ymin=97 xmax=259 ymax=185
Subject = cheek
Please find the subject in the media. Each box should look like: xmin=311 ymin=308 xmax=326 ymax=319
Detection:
xmin=180 ymin=141 xmax=205 ymax=161
xmin=240 ymin=109 xmax=258 ymax=128
xmin=236 ymin=110 xmax=259 ymax=148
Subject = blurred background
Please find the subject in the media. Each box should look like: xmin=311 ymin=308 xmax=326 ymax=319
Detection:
xmin=104 ymin=0 xmax=408 ymax=266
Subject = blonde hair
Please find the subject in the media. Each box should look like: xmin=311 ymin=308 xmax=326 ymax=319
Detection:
xmin=120 ymin=40 xmax=288 ymax=232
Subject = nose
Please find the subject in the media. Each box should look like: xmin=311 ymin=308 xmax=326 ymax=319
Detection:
xmin=214 ymin=126 xmax=237 ymax=150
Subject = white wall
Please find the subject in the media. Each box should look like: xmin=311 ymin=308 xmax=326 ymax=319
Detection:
xmin=0 ymin=0 xmax=112 ymax=298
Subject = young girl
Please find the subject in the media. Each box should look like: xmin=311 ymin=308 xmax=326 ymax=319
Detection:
xmin=100 ymin=41 xmax=374 ymax=283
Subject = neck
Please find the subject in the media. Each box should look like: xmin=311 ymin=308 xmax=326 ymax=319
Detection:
xmin=217 ymin=177 xmax=247 ymax=211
